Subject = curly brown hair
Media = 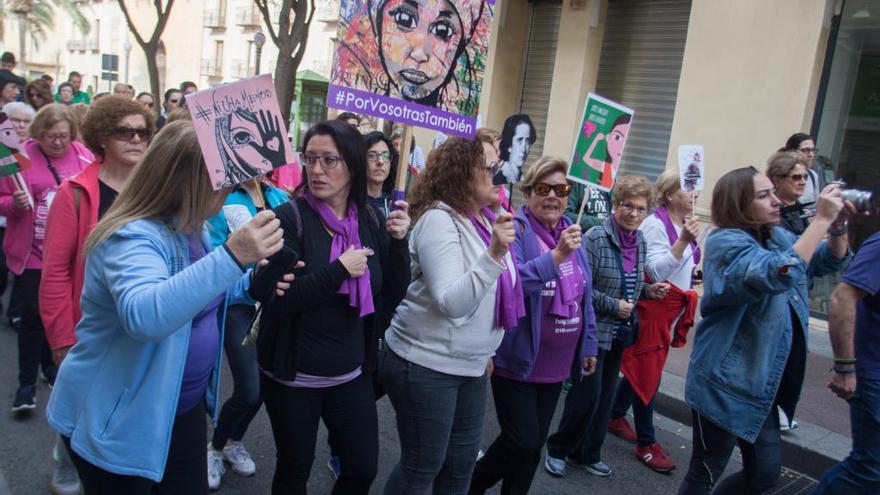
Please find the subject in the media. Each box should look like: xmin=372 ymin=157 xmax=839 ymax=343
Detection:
xmin=81 ymin=95 xmax=156 ymax=158
xmin=409 ymin=137 xmax=485 ymax=222
xmin=24 ymin=79 xmax=53 ymax=110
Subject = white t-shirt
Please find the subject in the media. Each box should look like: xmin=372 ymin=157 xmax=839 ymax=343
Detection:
xmin=639 ymin=214 xmax=696 ymax=291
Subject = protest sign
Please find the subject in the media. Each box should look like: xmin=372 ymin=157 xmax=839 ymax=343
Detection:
xmin=327 ymin=0 xmax=495 ymax=138
xmin=568 ymin=93 xmax=634 ymax=192
xmin=493 ymin=114 xmax=536 ymax=185
xmin=677 ymin=144 xmax=704 ymax=192
xmin=187 ymin=74 xmax=296 ymax=190
xmin=0 ymin=113 xmax=31 ymax=178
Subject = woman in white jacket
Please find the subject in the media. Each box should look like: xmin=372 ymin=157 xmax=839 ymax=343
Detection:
xmin=381 ymin=137 xmax=521 ymax=495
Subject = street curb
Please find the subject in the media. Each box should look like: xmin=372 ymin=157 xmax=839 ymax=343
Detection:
xmin=653 ymin=371 xmax=851 ymax=480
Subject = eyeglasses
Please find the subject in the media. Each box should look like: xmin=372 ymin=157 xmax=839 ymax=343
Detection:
xmin=484 ymin=161 xmax=500 ymax=176
xmin=787 ymin=173 xmax=808 ymax=182
xmin=617 ymin=202 xmax=648 ymax=216
xmin=302 ymin=154 xmax=342 ymax=169
xmin=28 ymin=93 xmax=42 ymax=99
xmin=531 ymin=182 xmax=572 ymax=198
xmin=367 ymin=151 xmax=390 ymax=163
xmin=44 ymin=133 xmax=71 ymax=142
xmin=110 ymin=126 xmax=152 ymax=142
xmin=798 ymin=147 xmax=818 ymax=154
xmin=168 ymin=99 xmax=180 ymax=104
xmin=9 ymin=117 xmax=31 ymax=127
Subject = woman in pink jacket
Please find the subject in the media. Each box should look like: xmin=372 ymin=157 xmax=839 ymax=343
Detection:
xmin=0 ymin=103 xmax=93 ymax=413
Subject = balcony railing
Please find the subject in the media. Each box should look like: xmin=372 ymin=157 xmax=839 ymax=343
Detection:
xmin=200 ymin=59 xmax=223 ymax=78
xmin=231 ymin=60 xmax=254 ymax=79
xmin=203 ymin=9 xmax=227 ymax=28
xmin=66 ymin=40 xmax=85 ymax=51
xmin=235 ymin=6 xmax=261 ymax=27
xmin=85 ymin=39 xmax=99 ymax=52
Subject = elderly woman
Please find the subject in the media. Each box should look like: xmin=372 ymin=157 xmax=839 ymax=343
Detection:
xmin=678 ymin=167 xmax=850 ymax=494
xmin=0 ymin=103 xmax=94 ymax=412
xmin=470 ymin=157 xmax=598 ymax=494
xmin=780 ymin=132 xmax=820 ymax=204
xmin=608 ymin=167 xmax=703 ymax=473
xmin=545 ymin=174 xmax=668 ymax=478
xmin=766 ymin=151 xmax=811 ymax=236
xmin=3 ymin=102 xmax=35 ymax=141
xmin=47 ymin=120 xmax=287 ymax=494
xmin=255 ymin=120 xmax=411 ymax=494
xmin=381 ymin=137 xmax=519 ymax=494
xmin=25 ymin=79 xmax=54 ymax=112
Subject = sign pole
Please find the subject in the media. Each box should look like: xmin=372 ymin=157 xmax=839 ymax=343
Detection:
xmin=575 ymin=186 xmax=589 ymax=227
xmin=392 ymin=124 xmax=413 ymax=210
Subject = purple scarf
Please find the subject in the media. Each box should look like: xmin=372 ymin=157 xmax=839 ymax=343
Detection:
xmin=524 ymin=207 xmax=585 ymax=318
xmin=653 ymin=206 xmax=701 ymax=265
xmin=611 ymin=216 xmax=638 ymax=273
xmin=469 ymin=207 xmax=526 ymax=331
xmin=303 ymin=191 xmax=375 ymax=317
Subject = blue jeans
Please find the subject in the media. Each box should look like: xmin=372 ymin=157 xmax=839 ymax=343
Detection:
xmin=611 ymin=376 xmax=657 ymax=447
xmin=211 ymin=305 xmax=262 ymax=449
xmin=814 ymin=377 xmax=880 ymax=494
xmin=678 ymin=409 xmax=781 ymax=495
xmin=380 ymin=347 xmax=488 ymax=495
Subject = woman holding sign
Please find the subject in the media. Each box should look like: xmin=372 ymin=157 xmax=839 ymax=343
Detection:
xmin=46 ymin=120 xmax=289 ymax=493
xmin=545 ymin=175 xmax=669 ymax=479
xmin=254 ymin=120 xmax=411 ymax=495
xmin=381 ymin=137 xmax=521 ymax=494
xmin=469 ymin=157 xmax=598 ymax=494
xmin=0 ymin=103 xmax=93 ymax=413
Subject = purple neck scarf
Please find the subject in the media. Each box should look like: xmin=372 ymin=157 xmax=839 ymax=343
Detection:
xmin=469 ymin=207 xmax=526 ymax=331
xmin=653 ymin=206 xmax=701 ymax=265
xmin=304 ymin=191 xmax=375 ymax=317
xmin=524 ymin=207 xmax=584 ymax=318
xmin=611 ymin=216 xmax=638 ymax=273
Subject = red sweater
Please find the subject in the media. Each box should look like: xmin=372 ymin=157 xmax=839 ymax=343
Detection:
xmin=620 ymin=283 xmax=698 ymax=406
xmin=40 ymin=160 xmax=102 ymax=350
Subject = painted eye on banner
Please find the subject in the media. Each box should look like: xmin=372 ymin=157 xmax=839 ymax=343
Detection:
xmin=429 ymin=20 xmax=456 ymax=41
xmin=390 ymin=8 xmax=418 ymax=29
xmin=231 ymin=129 xmax=255 ymax=147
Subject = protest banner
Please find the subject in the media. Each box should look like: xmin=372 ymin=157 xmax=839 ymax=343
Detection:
xmin=493 ymin=114 xmax=536 ymax=185
xmin=677 ymin=144 xmax=704 ymax=192
xmin=187 ymin=74 xmax=296 ymax=190
xmin=327 ymin=0 xmax=495 ymax=138
xmin=568 ymin=93 xmax=634 ymax=193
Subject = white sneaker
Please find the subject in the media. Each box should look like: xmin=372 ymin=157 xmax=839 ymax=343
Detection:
xmin=207 ymin=447 xmax=225 ymax=490
xmin=51 ymin=438 xmax=82 ymax=495
xmin=778 ymin=407 xmax=799 ymax=432
xmin=223 ymin=441 xmax=256 ymax=477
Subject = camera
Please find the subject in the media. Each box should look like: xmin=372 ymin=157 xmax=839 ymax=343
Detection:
xmin=833 ymin=181 xmax=876 ymax=214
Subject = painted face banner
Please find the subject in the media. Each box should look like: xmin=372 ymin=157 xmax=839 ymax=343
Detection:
xmin=568 ymin=93 xmax=634 ymax=192
xmin=328 ymin=0 xmax=495 ymax=138
xmin=188 ymin=75 xmax=296 ymax=190
xmin=678 ymin=144 xmax=705 ymax=192
xmin=0 ymin=113 xmax=31 ymax=177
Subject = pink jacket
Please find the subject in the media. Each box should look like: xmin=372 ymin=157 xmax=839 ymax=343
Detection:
xmin=0 ymin=140 xmax=93 ymax=275
xmin=40 ymin=159 xmax=102 ymax=350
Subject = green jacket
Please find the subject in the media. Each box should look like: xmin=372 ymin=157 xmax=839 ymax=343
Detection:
xmin=55 ymin=91 xmax=91 ymax=105
xmin=565 ymin=182 xmax=612 ymax=231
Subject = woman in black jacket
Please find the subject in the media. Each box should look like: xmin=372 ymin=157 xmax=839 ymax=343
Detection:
xmin=255 ymin=120 xmax=411 ymax=495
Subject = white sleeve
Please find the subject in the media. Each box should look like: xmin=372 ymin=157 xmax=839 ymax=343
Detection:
xmin=642 ymin=218 xmax=686 ymax=283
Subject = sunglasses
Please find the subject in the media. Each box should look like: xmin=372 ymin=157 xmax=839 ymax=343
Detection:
xmin=787 ymin=173 xmax=808 ymax=182
xmin=531 ymin=182 xmax=572 ymax=197
xmin=110 ymin=126 xmax=152 ymax=142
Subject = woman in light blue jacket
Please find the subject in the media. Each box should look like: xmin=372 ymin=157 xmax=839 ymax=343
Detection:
xmin=678 ymin=166 xmax=851 ymax=495
xmin=46 ymin=121 xmax=287 ymax=494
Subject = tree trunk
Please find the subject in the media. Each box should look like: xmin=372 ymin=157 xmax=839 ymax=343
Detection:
xmin=143 ymin=44 xmax=161 ymax=101
xmin=273 ymin=46 xmax=296 ymax=124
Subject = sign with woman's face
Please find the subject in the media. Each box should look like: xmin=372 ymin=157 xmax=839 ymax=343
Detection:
xmin=568 ymin=93 xmax=634 ymax=192
xmin=187 ymin=75 xmax=297 ymax=190
xmin=328 ymin=0 xmax=495 ymax=137
xmin=678 ymin=144 xmax=705 ymax=192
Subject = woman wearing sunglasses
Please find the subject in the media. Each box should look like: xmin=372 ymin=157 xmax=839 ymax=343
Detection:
xmin=545 ymin=174 xmax=670 ymax=478
xmin=470 ymin=157 xmax=598 ymax=494
xmin=766 ymin=151 xmax=812 ymax=236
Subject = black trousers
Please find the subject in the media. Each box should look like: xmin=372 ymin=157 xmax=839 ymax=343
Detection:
xmin=546 ymin=340 xmax=625 ymax=464
xmin=261 ymin=371 xmax=378 ymax=495
xmin=15 ymin=269 xmax=54 ymax=387
xmin=470 ymin=375 xmax=563 ymax=494
xmin=63 ymin=402 xmax=208 ymax=494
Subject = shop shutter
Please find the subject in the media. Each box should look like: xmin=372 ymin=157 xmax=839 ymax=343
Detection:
xmin=594 ymin=0 xmax=692 ymax=179
xmin=517 ymin=0 xmax=562 ymax=160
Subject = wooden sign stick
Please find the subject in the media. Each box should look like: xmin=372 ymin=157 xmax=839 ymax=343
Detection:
xmin=575 ymin=186 xmax=589 ymax=227
xmin=391 ymin=124 xmax=414 ymax=210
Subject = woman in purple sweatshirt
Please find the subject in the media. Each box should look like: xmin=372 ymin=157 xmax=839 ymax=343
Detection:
xmin=470 ymin=157 xmax=598 ymax=494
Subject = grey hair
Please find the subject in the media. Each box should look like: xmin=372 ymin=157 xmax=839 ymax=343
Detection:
xmin=2 ymin=101 xmax=35 ymax=118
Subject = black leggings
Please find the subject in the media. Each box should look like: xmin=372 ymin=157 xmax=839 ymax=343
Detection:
xmin=261 ymin=371 xmax=378 ymax=495
xmin=63 ymin=403 xmax=208 ymax=494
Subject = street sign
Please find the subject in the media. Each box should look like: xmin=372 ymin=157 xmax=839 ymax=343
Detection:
xmin=102 ymin=54 xmax=119 ymax=72
xmin=101 ymin=71 xmax=118 ymax=82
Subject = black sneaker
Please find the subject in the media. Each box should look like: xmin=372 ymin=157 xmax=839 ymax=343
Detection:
xmin=12 ymin=385 xmax=36 ymax=413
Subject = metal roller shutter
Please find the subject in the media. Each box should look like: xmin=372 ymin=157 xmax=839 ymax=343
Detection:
xmin=518 ymin=0 xmax=562 ymax=160
xmin=595 ymin=0 xmax=692 ymax=180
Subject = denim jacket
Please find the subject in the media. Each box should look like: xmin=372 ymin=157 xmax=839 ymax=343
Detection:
xmin=492 ymin=207 xmax=598 ymax=379
xmin=685 ymin=227 xmax=849 ymax=442
xmin=46 ymin=219 xmax=254 ymax=481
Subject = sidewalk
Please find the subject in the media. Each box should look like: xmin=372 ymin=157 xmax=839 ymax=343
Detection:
xmin=654 ymin=316 xmax=854 ymax=480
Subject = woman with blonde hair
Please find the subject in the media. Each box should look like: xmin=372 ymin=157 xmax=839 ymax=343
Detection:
xmin=470 ymin=157 xmax=598 ymax=494
xmin=46 ymin=120 xmax=288 ymax=493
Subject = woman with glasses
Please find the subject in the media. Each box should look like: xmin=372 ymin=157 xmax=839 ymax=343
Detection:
xmin=545 ymin=174 xmax=669 ymax=478
xmin=24 ymin=79 xmax=54 ymax=111
xmin=2 ymin=101 xmax=35 ymax=141
xmin=364 ymin=131 xmax=398 ymax=220
xmin=470 ymin=157 xmax=598 ymax=494
xmin=255 ymin=120 xmax=411 ymax=494
xmin=781 ymin=133 xmax=820 ymax=205
xmin=766 ymin=151 xmax=811 ymax=236
xmin=38 ymin=94 xmax=154 ymax=495
xmin=0 ymin=103 xmax=94 ymax=413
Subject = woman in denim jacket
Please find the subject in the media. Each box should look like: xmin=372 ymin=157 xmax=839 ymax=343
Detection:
xmin=678 ymin=167 xmax=851 ymax=495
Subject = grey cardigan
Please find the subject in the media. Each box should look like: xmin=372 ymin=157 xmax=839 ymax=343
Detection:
xmin=384 ymin=202 xmax=509 ymax=377
xmin=585 ymin=217 xmax=648 ymax=350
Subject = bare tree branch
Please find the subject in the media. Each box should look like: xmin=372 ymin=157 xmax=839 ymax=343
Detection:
xmin=117 ymin=0 xmax=147 ymax=47
xmin=254 ymin=0 xmax=279 ymax=45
